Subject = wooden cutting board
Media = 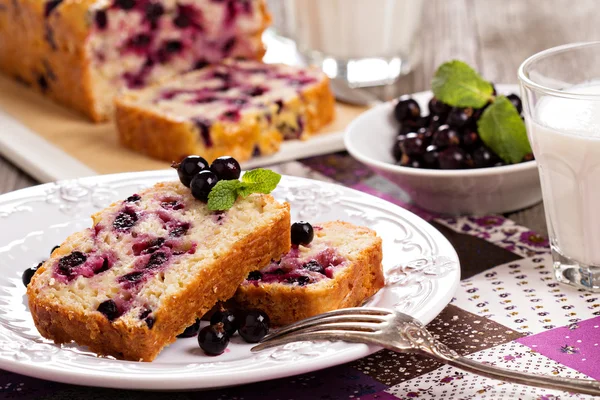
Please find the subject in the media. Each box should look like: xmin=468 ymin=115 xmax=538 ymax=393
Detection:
xmin=0 ymin=75 xmax=367 ymax=175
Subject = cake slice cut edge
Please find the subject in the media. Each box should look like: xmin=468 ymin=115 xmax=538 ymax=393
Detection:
xmin=27 ymin=181 xmax=291 ymax=361
xmin=233 ymin=221 xmax=384 ymax=326
xmin=114 ymin=59 xmax=336 ymax=163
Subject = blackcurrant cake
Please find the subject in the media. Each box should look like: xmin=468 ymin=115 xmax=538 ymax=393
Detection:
xmin=115 ymin=59 xmax=335 ymax=162
xmin=0 ymin=0 xmax=270 ymax=121
xmin=234 ymin=221 xmax=384 ymax=325
xmin=26 ymin=180 xmax=290 ymax=361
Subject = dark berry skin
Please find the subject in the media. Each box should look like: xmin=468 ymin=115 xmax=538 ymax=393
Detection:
xmin=190 ymin=170 xmax=219 ymax=202
xmin=507 ymin=94 xmax=523 ymax=114
xmin=393 ymin=98 xmax=421 ymax=123
xmin=22 ymin=262 xmax=42 ymax=287
xmin=429 ymin=114 xmax=445 ymax=132
xmin=302 ymin=260 xmax=325 ymax=274
xmin=198 ymin=323 xmax=230 ymax=355
xmin=286 ymin=275 xmax=311 ymax=286
xmin=392 ymin=136 xmax=404 ymax=162
xmin=210 ymin=304 xmax=238 ymax=336
xmin=291 ymin=221 xmax=314 ymax=246
xmin=97 ymin=300 xmax=120 ymax=321
xmin=238 ymin=310 xmax=270 ymax=343
xmin=175 ymin=156 xmax=210 ymax=187
xmin=439 ymin=147 xmax=472 ymax=169
xmin=423 ymin=145 xmax=440 ymax=169
xmin=399 ymin=155 xmax=423 ymax=168
xmin=247 ymin=270 xmax=263 ymax=281
xmin=113 ymin=208 xmax=138 ymax=230
xmin=462 ymin=130 xmax=480 ymax=150
xmin=178 ymin=319 xmax=201 ymax=338
xmin=57 ymin=251 xmax=87 ymax=275
xmin=431 ymin=125 xmax=460 ymax=149
xmin=446 ymin=107 xmax=473 ymax=128
xmin=210 ymin=156 xmax=241 ymax=180
xmin=400 ymin=132 xmax=427 ymax=157
xmin=472 ymin=146 xmax=500 ymax=168
xmin=428 ymin=97 xmax=451 ymax=116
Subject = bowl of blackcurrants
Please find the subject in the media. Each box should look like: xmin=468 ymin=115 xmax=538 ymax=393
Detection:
xmin=344 ymin=84 xmax=541 ymax=215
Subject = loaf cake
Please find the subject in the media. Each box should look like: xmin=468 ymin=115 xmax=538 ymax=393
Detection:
xmin=234 ymin=221 xmax=384 ymax=325
xmin=26 ymin=180 xmax=290 ymax=361
xmin=115 ymin=59 xmax=335 ymax=163
xmin=0 ymin=0 xmax=270 ymax=121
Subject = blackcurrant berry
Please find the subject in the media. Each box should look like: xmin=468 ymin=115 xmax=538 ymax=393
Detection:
xmin=175 ymin=156 xmax=209 ymax=187
xmin=178 ymin=319 xmax=201 ymax=338
xmin=238 ymin=309 xmax=270 ymax=343
xmin=210 ymin=304 xmax=238 ymax=336
xmin=291 ymin=221 xmax=314 ymax=246
xmin=393 ymin=98 xmax=421 ymax=123
xmin=210 ymin=156 xmax=241 ymax=181
xmin=198 ymin=323 xmax=229 ymax=355
xmin=507 ymin=94 xmax=523 ymax=114
xmin=190 ymin=170 xmax=219 ymax=202
xmin=431 ymin=125 xmax=460 ymax=148
xmin=22 ymin=262 xmax=42 ymax=287
xmin=400 ymin=132 xmax=426 ymax=157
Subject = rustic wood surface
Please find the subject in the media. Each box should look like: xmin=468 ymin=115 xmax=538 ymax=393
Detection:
xmin=3 ymin=0 xmax=596 ymax=234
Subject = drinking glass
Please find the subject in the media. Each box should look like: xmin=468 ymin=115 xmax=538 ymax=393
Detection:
xmin=267 ymin=0 xmax=423 ymax=88
xmin=519 ymin=42 xmax=600 ymax=291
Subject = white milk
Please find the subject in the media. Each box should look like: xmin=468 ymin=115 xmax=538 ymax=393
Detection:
xmin=274 ymin=0 xmax=423 ymax=60
xmin=530 ymin=83 xmax=600 ymax=265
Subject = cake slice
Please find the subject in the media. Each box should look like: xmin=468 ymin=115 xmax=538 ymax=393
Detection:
xmin=234 ymin=221 xmax=384 ymax=326
xmin=115 ymin=59 xmax=335 ymax=162
xmin=0 ymin=0 xmax=270 ymax=121
xmin=27 ymin=181 xmax=290 ymax=361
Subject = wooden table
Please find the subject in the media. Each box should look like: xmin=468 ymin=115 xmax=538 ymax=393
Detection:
xmin=3 ymin=0 xmax=593 ymax=234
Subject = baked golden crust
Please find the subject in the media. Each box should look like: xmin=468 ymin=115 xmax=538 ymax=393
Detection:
xmin=0 ymin=0 xmax=271 ymax=122
xmin=115 ymin=101 xmax=261 ymax=163
xmin=114 ymin=67 xmax=335 ymax=163
xmin=27 ymin=192 xmax=291 ymax=361
xmin=234 ymin=221 xmax=384 ymax=326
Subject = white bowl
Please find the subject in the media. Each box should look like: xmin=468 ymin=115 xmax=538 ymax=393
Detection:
xmin=344 ymin=84 xmax=542 ymax=215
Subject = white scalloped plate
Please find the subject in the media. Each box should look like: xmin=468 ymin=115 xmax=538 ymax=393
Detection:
xmin=0 ymin=171 xmax=460 ymax=390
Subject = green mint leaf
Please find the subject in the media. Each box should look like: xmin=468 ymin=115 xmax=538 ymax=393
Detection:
xmin=477 ymin=96 xmax=532 ymax=164
xmin=431 ymin=60 xmax=494 ymax=108
xmin=239 ymin=168 xmax=282 ymax=196
xmin=207 ymin=180 xmax=242 ymax=211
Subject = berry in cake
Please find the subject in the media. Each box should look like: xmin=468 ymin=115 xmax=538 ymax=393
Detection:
xmin=234 ymin=221 xmax=384 ymax=326
xmin=198 ymin=322 xmax=229 ymax=355
xmin=238 ymin=309 xmax=269 ymax=343
xmin=0 ymin=0 xmax=270 ymax=121
xmin=115 ymin=59 xmax=335 ymax=163
xmin=27 ymin=178 xmax=291 ymax=361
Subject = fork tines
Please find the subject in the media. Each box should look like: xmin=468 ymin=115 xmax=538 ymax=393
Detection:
xmin=250 ymin=307 xmax=392 ymax=352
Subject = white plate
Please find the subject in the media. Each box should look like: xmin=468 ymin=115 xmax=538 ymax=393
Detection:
xmin=0 ymin=109 xmax=344 ymax=184
xmin=0 ymin=171 xmax=460 ymax=390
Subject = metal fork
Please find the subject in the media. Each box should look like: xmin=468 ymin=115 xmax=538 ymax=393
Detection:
xmin=251 ymin=307 xmax=600 ymax=396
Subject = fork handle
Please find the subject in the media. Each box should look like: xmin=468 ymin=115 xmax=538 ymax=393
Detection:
xmin=418 ymin=343 xmax=600 ymax=396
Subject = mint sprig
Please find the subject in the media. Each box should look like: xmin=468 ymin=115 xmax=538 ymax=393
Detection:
xmin=431 ymin=60 xmax=532 ymax=164
xmin=477 ymin=96 xmax=532 ymax=164
xmin=432 ymin=60 xmax=494 ymax=108
xmin=207 ymin=168 xmax=281 ymax=211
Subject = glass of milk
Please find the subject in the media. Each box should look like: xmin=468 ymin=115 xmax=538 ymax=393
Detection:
xmin=519 ymin=42 xmax=600 ymax=291
xmin=267 ymin=0 xmax=424 ymax=87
